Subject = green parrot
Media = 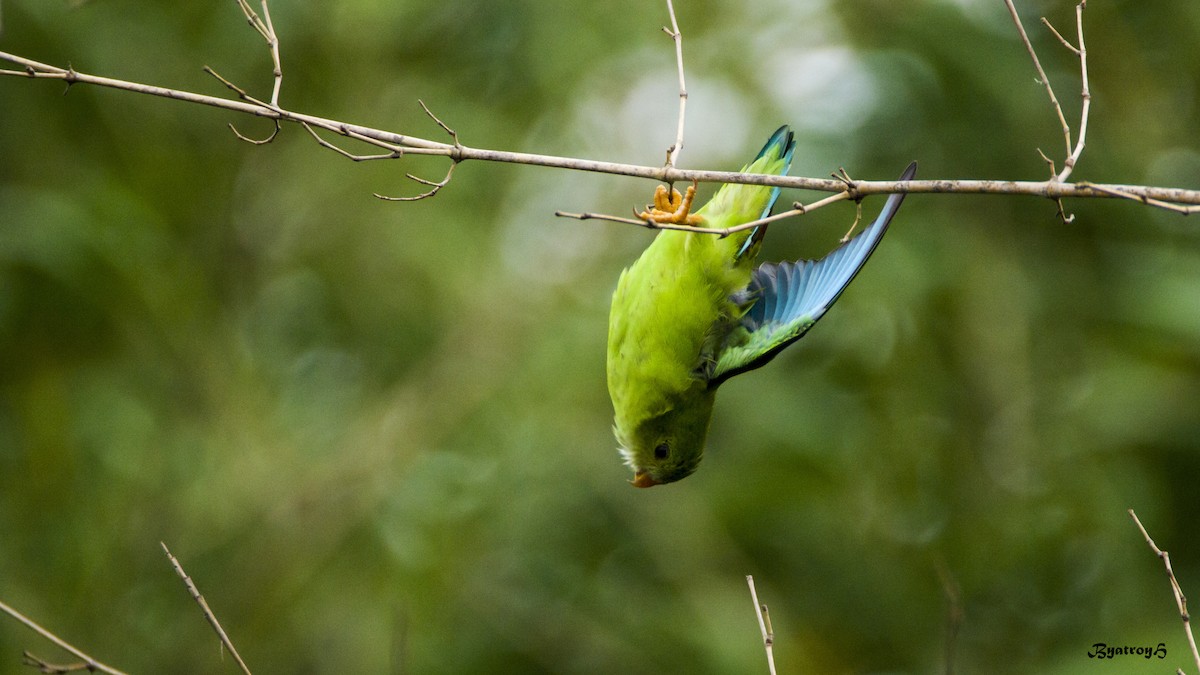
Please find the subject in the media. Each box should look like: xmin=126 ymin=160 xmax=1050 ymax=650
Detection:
xmin=607 ymin=125 xmax=916 ymax=487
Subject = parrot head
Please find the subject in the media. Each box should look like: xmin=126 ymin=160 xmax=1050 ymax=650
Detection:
xmin=615 ymin=388 xmax=716 ymax=487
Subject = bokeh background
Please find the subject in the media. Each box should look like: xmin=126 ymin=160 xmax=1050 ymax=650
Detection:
xmin=3 ymin=0 xmax=1200 ymax=672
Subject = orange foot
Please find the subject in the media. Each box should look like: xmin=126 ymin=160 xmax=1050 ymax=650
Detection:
xmin=637 ymin=180 xmax=704 ymax=226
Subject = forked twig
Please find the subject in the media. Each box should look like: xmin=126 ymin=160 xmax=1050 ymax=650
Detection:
xmin=1005 ymin=0 xmax=1091 ymax=196
xmin=235 ymin=0 xmax=283 ymax=108
xmin=202 ymin=65 xmax=281 ymax=144
xmin=302 ymin=102 xmax=458 ymax=200
xmin=1129 ymin=509 xmax=1200 ymax=675
xmin=375 ymin=162 xmax=458 ymax=202
xmin=746 ymin=575 xmax=777 ymax=675
xmin=373 ymin=99 xmax=461 ymax=200
xmin=1004 ymin=0 xmax=1071 ymax=169
xmin=162 ymin=543 xmax=253 ymax=675
xmin=1036 ymin=148 xmax=1073 ymax=222
xmin=1048 ymin=2 xmax=1090 ymax=182
xmin=662 ymin=0 xmax=688 ymax=169
xmin=211 ymin=0 xmax=286 ymax=144
xmin=0 ymin=598 xmax=128 ymax=675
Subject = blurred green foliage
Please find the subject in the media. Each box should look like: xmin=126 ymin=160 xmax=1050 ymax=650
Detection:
xmin=2 ymin=0 xmax=1200 ymax=673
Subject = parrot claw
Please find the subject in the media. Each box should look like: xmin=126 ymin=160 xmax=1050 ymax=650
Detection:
xmin=636 ymin=180 xmax=704 ymax=226
xmin=653 ymin=184 xmax=672 ymax=212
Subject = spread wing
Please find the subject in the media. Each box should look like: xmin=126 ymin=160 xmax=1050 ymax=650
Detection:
xmin=708 ymin=161 xmax=917 ymax=387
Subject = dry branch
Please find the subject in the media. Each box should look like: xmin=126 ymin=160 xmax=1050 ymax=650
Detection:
xmin=1129 ymin=509 xmax=1200 ymax=674
xmin=1005 ymin=0 xmax=1091 ymax=224
xmin=662 ymin=0 xmax=688 ymax=169
xmin=0 ymin=598 xmax=128 ymax=675
xmin=162 ymin=543 xmax=253 ymax=675
xmin=4 ymin=0 xmax=1200 ymax=218
xmin=746 ymin=575 xmax=777 ymax=675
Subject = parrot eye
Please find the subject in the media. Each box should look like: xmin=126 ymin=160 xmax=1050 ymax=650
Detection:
xmin=653 ymin=442 xmax=670 ymax=460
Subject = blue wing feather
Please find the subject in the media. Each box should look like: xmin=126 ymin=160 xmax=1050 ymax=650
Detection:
xmin=736 ymin=126 xmax=796 ymax=259
xmin=710 ymin=161 xmax=917 ymax=386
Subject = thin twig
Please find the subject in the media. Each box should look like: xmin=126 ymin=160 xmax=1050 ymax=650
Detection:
xmin=840 ymin=200 xmax=864 ymax=242
xmin=746 ymin=575 xmax=777 ymax=675
xmin=1007 ymin=0 xmax=1090 ymax=207
xmin=22 ymin=651 xmax=103 ymax=674
xmin=232 ymin=3 xmax=460 ymax=198
xmin=203 ymin=65 xmax=282 ymax=144
xmin=1036 ymin=148 xmax=1074 ymax=222
xmin=302 ymin=122 xmax=402 ymax=161
xmin=1049 ymin=2 xmax=1089 ymax=182
xmin=1080 ymin=182 xmax=1200 ymax=215
xmin=375 ymin=162 xmax=457 ymax=201
xmin=0 ymin=598 xmax=128 ymax=675
xmin=370 ymin=100 xmax=461 ymax=200
xmin=556 ymin=211 xmax=655 ymax=227
xmin=235 ymin=0 xmax=283 ymax=108
xmin=1041 ymin=16 xmax=1080 ymax=55
xmin=662 ymin=0 xmax=687 ymax=169
xmin=1129 ymin=509 xmax=1200 ymax=675
xmin=558 ymin=190 xmax=852 ymax=236
xmin=162 ymin=542 xmax=253 ymax=675
xmin=1005 ymin=0 xmax=1072 ymax=166
xmin=417 ymin=98 xmax=459 ymax=147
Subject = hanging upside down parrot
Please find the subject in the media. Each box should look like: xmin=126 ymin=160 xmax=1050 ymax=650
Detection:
xmin=607 ymin=125 xmax=916 ymax=487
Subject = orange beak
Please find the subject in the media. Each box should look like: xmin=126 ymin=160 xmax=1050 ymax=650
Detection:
xmin=630 ymin=471 xmax=660 ymax=488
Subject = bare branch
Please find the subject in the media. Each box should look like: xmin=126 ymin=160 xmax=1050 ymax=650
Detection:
xmin=793 ymin=190 xmax=855 ymax=217
xmin=746 ymin=575 xmax=777 ymax=675
xmin=1129 ymin=509 xmax=1200 ymax=675
xmin=1041 ymin=16 xmax=1080 ymax=56
xmin=831 ymin=167 xmax=859 ymax=199
xmin=228 ymin=119 xmax=281 ymax=145
xmin=375 ymin=162 xmax=458 ymax=202
xmin=417 ymin=99 xmax=459 ymax=148
xmin=203 ymin=65 xmax=273 ymax=110
xmin=235 ymin=0 xmax=283 ymax=107
xmin=662 ymin=0 xmax=687 ymax=169
xmin=1047 ymin=2 xmax=1090 ymax=182
xmin=0 ymin=598 xmax=128 ymax=675
xmin=1081 ymin=182 xmax=1200 ymax=215
xmin=555 ymin=211 xmax=655 ymax=227
xmin=1005 ymin=0 xmax=1073 ymax=165
xmin=22 ymin=651 xmax=104 ymax=674
xmin=302 ymin=122 xmax=402 ymax=161
xmin=7 ymin=53 xmax=1200 ymax=208
xmin=1035 ymin=148 xmax=1074 ymax=222
xmin=162 ymin=543 xmax=253 ymax=675
xmin=370 ymin=100 xmax=461 ymax=200
xmin=2 ymin=2 xmax=1200 ymax=214
xmin=559 ymin=189 xmax=852 ymax=237
xmin=1007 ymin=0 xmax=1090 ymax=200
xmin=201 ymin=65 xmax=282 ymax=144
xmin=840 ymin=200 xmax=864 ymax=242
